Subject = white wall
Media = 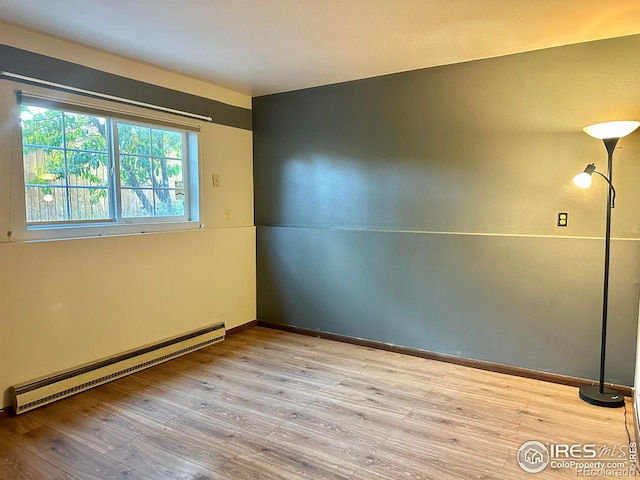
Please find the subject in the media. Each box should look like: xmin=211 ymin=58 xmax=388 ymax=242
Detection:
xmin=0 ymin=24 xmax=256 ymax=408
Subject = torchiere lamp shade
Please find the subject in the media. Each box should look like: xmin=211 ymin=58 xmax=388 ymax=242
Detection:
xmin=583 ymin=121 xmax=640 ymax=139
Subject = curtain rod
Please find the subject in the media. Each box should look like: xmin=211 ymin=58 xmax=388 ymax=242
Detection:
xmin=0 ymin=71 xmax=213 ymax=122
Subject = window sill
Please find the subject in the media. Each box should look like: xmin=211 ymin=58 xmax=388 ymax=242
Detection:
xmin=10 ymin=220 xmax=204 ymax=242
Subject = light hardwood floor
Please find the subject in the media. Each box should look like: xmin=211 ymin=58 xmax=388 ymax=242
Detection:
xmin=0 ymin=326 xmax=635 ymax=479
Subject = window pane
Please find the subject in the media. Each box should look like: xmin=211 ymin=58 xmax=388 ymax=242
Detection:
xmin=69 ymin=188 xmax=110 ymax=220
xmin=154 ymin=189 xmax=184 ymax=217
xmin=118 ymin=123 xmax=151 ymax=156
xmin=25 ymin=186 xmax=68 ymax=223
xmin=120 ymin=155 xmax=152 ymax=187
xmin=121 ymin=188 xmax=154 ymax=218
xmin=151 ymin=158 xmax=183 ymax=188
xmin=23 ymin=147 xmax=66 ymax=185
xmin=67 ymin=152 xmax=109 ymax=186
xmin=21 ymin=106 xmax=115 ymax=226
xmin=152 ymin=128 xmax=182 ymax=159
xmin=64 ymin=112 xmax=107 ymax=151
xmin=20 ymin=106 xmax=63 ymax=148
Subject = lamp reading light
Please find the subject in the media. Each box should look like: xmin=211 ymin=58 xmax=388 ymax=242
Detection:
xmin=572 ymin=164 xmax=596 ymax=189
xmin=574 ymin=120 xmax=639 ymax=408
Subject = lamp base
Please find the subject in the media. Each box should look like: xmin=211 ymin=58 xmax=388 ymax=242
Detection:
xmin=579 ymin=385 xmax=624 ymax=408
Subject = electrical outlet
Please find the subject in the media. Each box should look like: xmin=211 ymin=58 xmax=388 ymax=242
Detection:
xmin=225 ymin=209 xmax=231 ymax=222
xmin=212 ymin=173 xmax=220 ymax=187
xmin=557 ymin=212 xmax=568 ymax=227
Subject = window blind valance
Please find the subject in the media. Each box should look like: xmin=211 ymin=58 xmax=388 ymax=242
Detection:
xmin=18 ymin=89 xmax=202 ymax=133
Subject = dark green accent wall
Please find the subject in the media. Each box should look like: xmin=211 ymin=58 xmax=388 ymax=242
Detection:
xmin=253 ymin=35 xmax=640 ymax=386
xmin=0 ymin=44 xmax=252 ymax=130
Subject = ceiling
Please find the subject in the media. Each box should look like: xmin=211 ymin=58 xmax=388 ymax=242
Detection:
xmin=1 ymin=0 xmax=639 ymax=97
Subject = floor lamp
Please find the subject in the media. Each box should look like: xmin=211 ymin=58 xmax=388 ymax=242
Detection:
xmin=572 ymin=120 xmax=640 ymax=408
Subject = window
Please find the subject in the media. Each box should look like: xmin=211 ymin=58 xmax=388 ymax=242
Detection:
xmin=14 ymin=92 xmax=200 ymax=240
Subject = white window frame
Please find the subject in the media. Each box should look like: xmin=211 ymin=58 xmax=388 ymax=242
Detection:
xmin=9 ymin=86 xmax=202 ymax=242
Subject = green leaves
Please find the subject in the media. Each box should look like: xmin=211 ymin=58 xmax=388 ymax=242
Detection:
xmin=117 ymin=122 xmax=184 ymax=217
xmin=120 ymin=155 xmax=152 ymax=187
xmin=118 ymin=123 xmax=151 ymax=156
xmin=152 ymin=128 xmax=182 ymax=159
xmin=64 ymin=112 xmax=107 ymax=152
xmin=20 ymin=107 xmax=63 ymax=148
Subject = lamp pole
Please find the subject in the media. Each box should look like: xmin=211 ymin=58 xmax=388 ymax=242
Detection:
xmin=577 ymin=136 xmax=624 ymax=407
xmin=598 ymin=138 xmax=617 ymax=394
xmin=576 ymin=138 xmax=625 ymax=407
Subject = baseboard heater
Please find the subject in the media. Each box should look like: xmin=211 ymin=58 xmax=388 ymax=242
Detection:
xmin=10 ymin=322 xmax=225 ymax=415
